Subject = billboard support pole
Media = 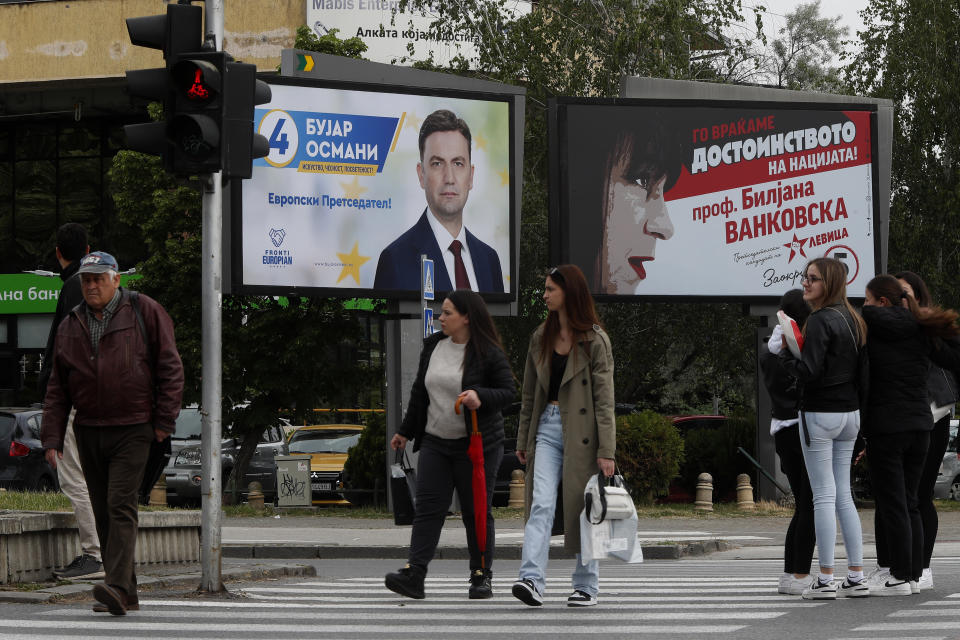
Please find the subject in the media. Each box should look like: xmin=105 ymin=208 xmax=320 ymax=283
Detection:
xmin=200 ymin=0 xmax=225 ymax=594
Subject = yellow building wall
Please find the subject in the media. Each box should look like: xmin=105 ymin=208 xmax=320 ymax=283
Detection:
xmin=0 ymin=0 xmax=303 ymax=83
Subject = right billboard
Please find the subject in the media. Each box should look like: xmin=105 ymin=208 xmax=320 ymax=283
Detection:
xmin=551 ymin=99 xmax=880 ymax=299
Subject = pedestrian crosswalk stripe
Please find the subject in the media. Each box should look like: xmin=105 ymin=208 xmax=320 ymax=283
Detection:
xmin=889 ymin=608 xmax=960 ymax=617
xmin=239 ymin=593 xmax=815 ymax=602
xmin=122 ymin=599 xmax=820 ymax=609
xmin=39 ymin=609 xmax=785 ymax=621
xmin=242 ymin=585 xmax=775 ymax=594
xmin=855 ymin=622 xmax=960 ymax=631
xmin=0 ymin=620 xmax=749 ymax=634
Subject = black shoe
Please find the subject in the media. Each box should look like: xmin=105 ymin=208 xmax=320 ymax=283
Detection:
xmin=54 ymin=554 xmax=104 ymax=580
xmin=385 ymin=564 xmax=426 ymax=599
xmin=511 ymin=578 xmax=543 ymax=606
xmin=468 ymin=569 xmax=493 ymax=599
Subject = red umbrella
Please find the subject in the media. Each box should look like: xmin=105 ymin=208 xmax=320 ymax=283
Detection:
xmin=455 ymin=397 xmax=487 ymax=569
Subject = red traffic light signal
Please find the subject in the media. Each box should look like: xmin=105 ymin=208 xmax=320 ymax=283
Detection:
xmin=123 ymin=4 xmax=203 ymax=165
xmin=169 ymin=52 xmax=227 ymax=174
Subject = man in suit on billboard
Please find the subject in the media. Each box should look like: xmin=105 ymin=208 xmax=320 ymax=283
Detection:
xmin=374 ymin=109 xmax=504 ymax=293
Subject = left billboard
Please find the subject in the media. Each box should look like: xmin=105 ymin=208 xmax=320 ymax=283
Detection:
xmin=236 ymin=78 xmax=515 ymax=300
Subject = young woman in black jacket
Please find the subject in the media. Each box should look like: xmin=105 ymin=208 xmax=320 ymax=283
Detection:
xmin=779 ymin=257 xmax=867 ymax=600
xmin=761 ymin=289 xmax=814 ymax=595
xmin=862 ymin=275 xmax=960 ymax=595
xmin=384 ymin=290 xmax=515 ymax=601
xmin=894 ymin=271 xmax=960 ymax=590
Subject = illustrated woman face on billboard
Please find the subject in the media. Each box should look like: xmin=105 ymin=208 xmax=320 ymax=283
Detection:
xmin=594 ymin=122 xmax=684 ymax=294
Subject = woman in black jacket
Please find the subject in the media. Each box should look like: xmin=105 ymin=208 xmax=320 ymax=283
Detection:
xmin=779 ymin=257 xmax=867 ymax=600
xmin=894 ymin=271 xmax=960 ymax=590
xmin=384 ymin=290 xmax=515 ymax=601
xmin=761 ymin=289 xmax=814 ymax=595
xmin=862 ymin=275 xmax=960 ymax=595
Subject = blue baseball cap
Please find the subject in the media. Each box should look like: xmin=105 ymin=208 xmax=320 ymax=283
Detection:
xmin=77 ymin=251 xmax=119 ymax=275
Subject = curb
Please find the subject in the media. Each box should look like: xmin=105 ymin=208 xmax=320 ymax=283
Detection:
xmin=0 ymin=563 xmax=317 ymax=605
xmin=221 ymin=540 xmax=735 ymax=561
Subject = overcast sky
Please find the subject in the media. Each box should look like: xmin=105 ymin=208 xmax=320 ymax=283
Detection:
xmin=747 ymin=0 xmax=871 ymax=54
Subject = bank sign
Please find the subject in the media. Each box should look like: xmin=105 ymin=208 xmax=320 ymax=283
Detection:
xmin=0 ymin=274 xmax=140 ymax=315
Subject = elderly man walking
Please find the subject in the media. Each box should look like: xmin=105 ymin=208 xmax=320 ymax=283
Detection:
xmin=41 ymin=251 xmax=184 ymax=615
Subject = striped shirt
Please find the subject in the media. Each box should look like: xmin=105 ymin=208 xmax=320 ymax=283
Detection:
xmin=85 ymin=289 xmax=122 ymax=354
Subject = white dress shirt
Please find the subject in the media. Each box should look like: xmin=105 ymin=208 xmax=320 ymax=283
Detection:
xmin=426 ymin=210 xmax=478 ymax=290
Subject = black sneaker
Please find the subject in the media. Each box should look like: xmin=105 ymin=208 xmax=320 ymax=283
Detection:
xmin=54 ymin=554 xmax=104 ymax=580
xmin=468 ymin=569 xmax=493 ymax=599
xmin=385 ymin=564 xmax=426 ymax=599
xmin=567 ymin=590 xmax=598 ymax=606
xmin=511 ymin=578 xmax=543 ymax=606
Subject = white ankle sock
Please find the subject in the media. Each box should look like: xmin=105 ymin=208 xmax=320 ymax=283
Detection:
xmin=818 ymin=574 xmax=834 ymax=585
xmin=848 ymin=570 xmax=864 ymax=582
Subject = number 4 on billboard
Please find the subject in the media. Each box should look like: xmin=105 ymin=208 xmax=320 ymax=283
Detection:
xmin=269 ymin=119 xmax=289 ymax=154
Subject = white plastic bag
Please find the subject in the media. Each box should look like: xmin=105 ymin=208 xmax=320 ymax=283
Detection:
xmin=579 ymin=473 xmax=643 ymax=564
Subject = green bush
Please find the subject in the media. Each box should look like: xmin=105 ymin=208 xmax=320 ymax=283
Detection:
xmin=679 ymin=413 xmax=756 ymax=500
xmin=616 ymin=410 xmax=685 ymax=505
xmin=341 ymin=412 xmax=386 ymax=506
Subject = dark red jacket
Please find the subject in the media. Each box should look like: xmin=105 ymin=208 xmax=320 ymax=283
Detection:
xmin=41 ymin=288 xmax=184 ymax=451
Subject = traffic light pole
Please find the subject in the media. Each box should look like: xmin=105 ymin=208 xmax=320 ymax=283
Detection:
xmin=199 ymin=0 xmax=225 ymax=594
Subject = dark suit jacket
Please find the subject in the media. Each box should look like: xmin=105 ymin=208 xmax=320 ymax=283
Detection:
xmin=373 ymin=210 xmax=504 ymax=292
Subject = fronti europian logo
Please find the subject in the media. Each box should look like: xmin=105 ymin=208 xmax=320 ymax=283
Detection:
xmin=269 ymin=228 xmax=286 ymax=248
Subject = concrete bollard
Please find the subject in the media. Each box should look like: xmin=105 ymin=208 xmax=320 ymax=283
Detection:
xmin=694 ymin=473 xmax=714 ymax=511
xmin=508 ymin=469 xmax=526 ymax=509
xmin=148 ymin=475 xmax=167 ymax=507
xmin=247 ymin=481 xmax=265 ymax=511
xmin=737 ymin=473 xmax=756 ymax=510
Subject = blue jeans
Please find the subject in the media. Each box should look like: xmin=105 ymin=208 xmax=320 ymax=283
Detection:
xmin=519 ymin=405 xmax=599 ymax=596
xmin=799 ymin=410 xmax=863 ymax=571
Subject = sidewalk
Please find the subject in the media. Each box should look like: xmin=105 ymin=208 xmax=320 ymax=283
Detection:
xmin=7 ymin=507 xmax=960 ymax=604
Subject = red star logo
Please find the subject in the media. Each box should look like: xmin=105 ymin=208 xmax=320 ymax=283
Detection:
xmin=783 ymin=234 xmax=808 ymax=262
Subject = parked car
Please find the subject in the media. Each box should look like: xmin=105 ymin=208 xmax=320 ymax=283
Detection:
xmin=934 ymin=419 xmax=960 ymax=500
xmin=287 ymin=424 xmax=364 ymax=505
xmin=0 ymin=407 xmax=59 ymax=492
xmin=165 ymin=422 xmax=288 ymax=506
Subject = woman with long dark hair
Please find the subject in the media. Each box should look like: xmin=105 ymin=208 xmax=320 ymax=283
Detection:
xmin=384 ymin=290 xmax=515 ymax=600
xmin=861 ymin=274 xmax=960 ymax=595
xmin=761 ymin=289 xmax=814 ymax=594
xmin=511 ymin=264 xmax=616 ymax=607
xmin=779 ymin=257 xmax=868 ymax=599
xmin=893 ymin=271 xmax=960 ymax=590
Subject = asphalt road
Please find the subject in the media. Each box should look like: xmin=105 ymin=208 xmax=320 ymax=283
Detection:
xmin=6 ymin=556 xmax=960 ymax=639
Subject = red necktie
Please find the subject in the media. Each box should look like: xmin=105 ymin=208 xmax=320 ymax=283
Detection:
xmin=449 ymin=240 xmax=471 ymax=290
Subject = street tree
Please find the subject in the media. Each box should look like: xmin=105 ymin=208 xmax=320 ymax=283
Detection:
xmin=396 ymin=0 xmax=761 ymax=415
xmin=846 ymin=0 xmax=960 ymax=309
xmin=763 ymin=1 xmax=848 ymax=91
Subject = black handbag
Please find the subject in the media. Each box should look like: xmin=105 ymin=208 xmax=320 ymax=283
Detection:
xmin=138 ymin=436 xmax=171 ymax=505
xmin=391 ymin=449 xmax=417 ymax=526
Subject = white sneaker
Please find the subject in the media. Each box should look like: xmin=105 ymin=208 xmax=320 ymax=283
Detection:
xmin=836 ymin=577 xmax=870 ymax=598
xmin=866 ymin=567 xmax=891 ymax=587
xmin=918 ymin=568 xmax=933 ymax=591
xmin=801 ymin=578 xmax=837 ymax=600
xmin=909 ymin=580 xmax=919 ymax=594
xmin=778 ymin=573 xmax=810 ymax=595
xmin=872 ymin=577 xmax=913 ymax=596
xmin=567 ymin=590 xmax=598 ymax=607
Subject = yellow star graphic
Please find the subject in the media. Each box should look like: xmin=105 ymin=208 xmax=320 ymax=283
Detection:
xmin=497 ymin=167 xmax=510 ymax=186
xmin=336 ymin=242 xmax=371 ymax=285
xmin=340 ymin=176 xmax=368 ymax=199
xmin=475 ymin=133 xmax=488 ymax=151
xmin=404 ymin=112 xmax=422 ymax=131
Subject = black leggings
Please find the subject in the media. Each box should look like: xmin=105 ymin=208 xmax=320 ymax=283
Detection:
xmin=407 ymin=434 xmax=503 ymax=572
xmin=875 ymin=415 xmax=951 ymax=570
xmin=774 ymin=425 xmax=815 ymax=575
xmin=918 ymin=415 xmax=951 ymax=568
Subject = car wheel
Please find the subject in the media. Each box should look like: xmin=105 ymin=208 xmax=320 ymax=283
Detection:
xmin=950 ymin=479 xmax=960 ymax=501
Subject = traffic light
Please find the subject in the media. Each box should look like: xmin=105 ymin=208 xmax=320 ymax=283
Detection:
xmin=123 ymin=3 xmax=203 ymax=168
xmin=168 ymin=51 xmax=227 ymax=175
xmin=221 ymin=62 xmax=272 ymax=179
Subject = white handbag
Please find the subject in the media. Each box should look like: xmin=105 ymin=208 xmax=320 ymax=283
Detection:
xmin=584 ymin=471 xmax=635 ymax=524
